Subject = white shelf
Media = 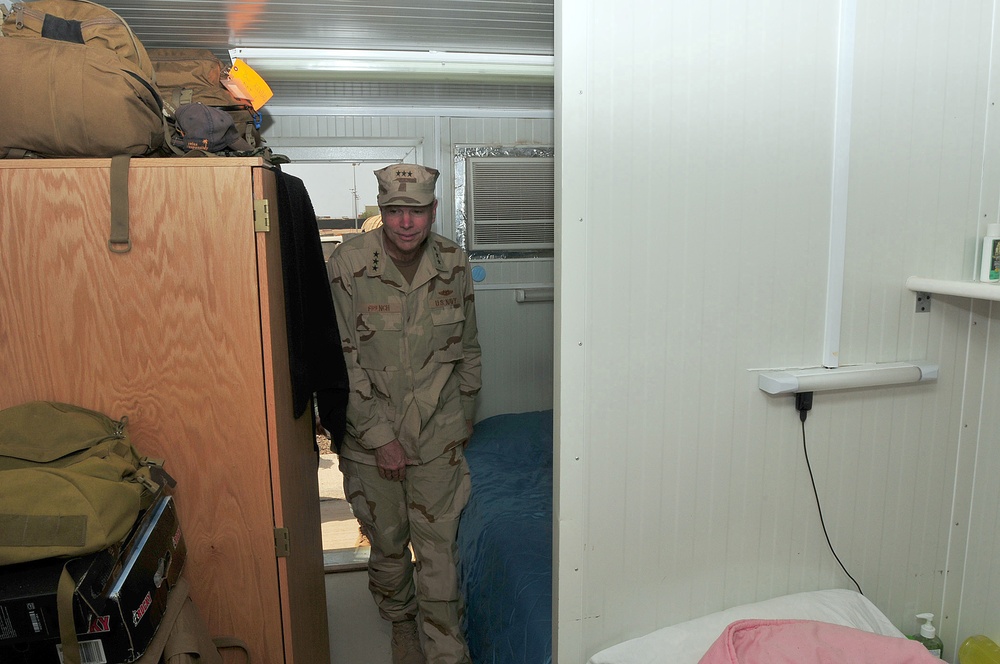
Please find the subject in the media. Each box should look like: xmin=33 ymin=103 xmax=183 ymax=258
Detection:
xmin=906 ymin=276 xmax=1000 ymax=302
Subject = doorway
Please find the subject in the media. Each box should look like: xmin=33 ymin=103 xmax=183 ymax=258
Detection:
xmin=278 ymin=147 xmax=420 ymax=568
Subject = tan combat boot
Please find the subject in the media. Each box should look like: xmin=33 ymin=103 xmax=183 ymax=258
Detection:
xmin=391 ymin=619 xmax=426 ymax=664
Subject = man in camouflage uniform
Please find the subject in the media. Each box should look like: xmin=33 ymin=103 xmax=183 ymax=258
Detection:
xmin=327 ymin=163 xmax=481 ymax=664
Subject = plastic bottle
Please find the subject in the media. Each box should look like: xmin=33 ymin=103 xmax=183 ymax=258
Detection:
xmin=911 ymin=613 xmax=944 ymax=658
xmin=960 ymin=635 xmax=1000 ymax=664
xmin=980 ymin=223 xmax=1000 ymax=283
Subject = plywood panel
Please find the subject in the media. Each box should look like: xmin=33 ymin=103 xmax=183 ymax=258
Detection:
xmin=0 ymin=158 xmax=285 ymax=663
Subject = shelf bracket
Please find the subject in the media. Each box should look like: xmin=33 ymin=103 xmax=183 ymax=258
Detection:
xmin=915 ymin=291 xmax=931 ymax=313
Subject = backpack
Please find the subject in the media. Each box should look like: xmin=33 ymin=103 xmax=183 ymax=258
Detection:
xmin=0 ymin=37 xmax=165 ymax=159
xmin=148 ymin=48 xmax=264 ymax=154
xmin=0 ymin=400 xmax=167 ymax=566
xmin=0 ymin=401 xmax=171 ymax=664
xmin=1 ymin=0 xmax=155 ymax=80
xmin=0 ymin=0 xmax=164 ymax=159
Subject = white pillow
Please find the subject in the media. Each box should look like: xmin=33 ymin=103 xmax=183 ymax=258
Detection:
xmin=587 ymin=589 xmax=905 ymax=664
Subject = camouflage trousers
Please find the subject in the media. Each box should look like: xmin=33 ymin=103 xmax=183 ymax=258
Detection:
xmin=341 ymin=447 xmax=472 ymax=664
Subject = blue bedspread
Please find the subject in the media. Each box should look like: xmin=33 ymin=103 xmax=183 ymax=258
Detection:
xmin=458 ymin=410 xmax=553 ymax=664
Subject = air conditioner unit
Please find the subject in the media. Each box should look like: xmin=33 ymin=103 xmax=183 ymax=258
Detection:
xmin=467 ymin=156 xmax=554 ymax=251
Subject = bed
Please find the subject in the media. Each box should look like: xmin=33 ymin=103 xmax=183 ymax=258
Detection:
xmin=586 ymin=588 xmax=923 ymax=664
xmin=458 ymin=409 xmax=553 ymax=664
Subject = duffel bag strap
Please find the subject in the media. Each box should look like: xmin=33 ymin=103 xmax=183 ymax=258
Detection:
xmin=109 ymin=154 xmax=132 ymax=254
xmin=57 ymin=563 xmax=82 ymax=664
xmin=213 ymin=636 xmax=252 ymax=663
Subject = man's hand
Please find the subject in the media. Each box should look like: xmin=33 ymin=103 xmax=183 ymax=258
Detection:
xmin=375 ymin=440 xmax=409 ymax=481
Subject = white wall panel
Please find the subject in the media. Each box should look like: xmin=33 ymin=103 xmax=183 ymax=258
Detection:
xmin=448 ymin=117 xmax=555 ymax=146
xmin=472 ymin=259 xmax=555 ymax=420
xmin=840 ymin=0 xmax=996 ymax=648
xmin=559 ymin=0 xmax=1000 ymax=661
xmin=265 ymin=115 xmax=437 ymax=142
xmin=559 ymin=0 xmax=845 ymax=653
xmin=959 ymin=304 xmax=1000 ymax=644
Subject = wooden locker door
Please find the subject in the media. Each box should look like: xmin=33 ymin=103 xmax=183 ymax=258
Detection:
xmin=0 ymin=158 xmax=286 ymax=663
xmin=253 ymin=167 xmax=331 ymax=663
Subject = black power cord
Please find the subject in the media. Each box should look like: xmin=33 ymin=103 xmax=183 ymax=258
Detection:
xmin=795 ymin=391 xmax=864 ymax=596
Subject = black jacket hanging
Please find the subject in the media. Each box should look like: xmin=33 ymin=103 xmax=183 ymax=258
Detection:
xmin=274 ymin=168 xmax=349 ymax=448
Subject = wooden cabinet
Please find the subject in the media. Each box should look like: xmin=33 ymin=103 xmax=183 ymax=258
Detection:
xmin=0 ymin=158 xmax=329 ymax=664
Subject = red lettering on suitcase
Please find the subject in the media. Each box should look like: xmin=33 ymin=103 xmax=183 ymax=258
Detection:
xmin=88 ymin=615 xmax=111 ymax=633
xmin=133 ymin=591 xmax=152 ymax=626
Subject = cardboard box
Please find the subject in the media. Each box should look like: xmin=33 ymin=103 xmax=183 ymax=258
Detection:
xmin=0 ymin=495 xmax=186 ymax=664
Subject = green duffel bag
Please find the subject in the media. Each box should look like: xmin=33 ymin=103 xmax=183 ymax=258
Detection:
xmin=0 ymin=400 xmax=166 ymax=566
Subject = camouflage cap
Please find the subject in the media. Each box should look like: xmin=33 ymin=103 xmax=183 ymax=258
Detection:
xmin=375 ymin=164 xmax=439 ymax=207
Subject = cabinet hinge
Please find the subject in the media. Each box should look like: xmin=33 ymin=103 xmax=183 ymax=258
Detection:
xmin=254 ymin=199 xmax=270 ymax=232
xmin=274 ymin=527 xmax=290 ymax=558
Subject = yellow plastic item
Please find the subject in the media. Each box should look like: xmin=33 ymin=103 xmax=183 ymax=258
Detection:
xmin=960 ymin=635 xmax=1000 ymax=664
xmin=223 ymin=59 xmax=273 ymax=111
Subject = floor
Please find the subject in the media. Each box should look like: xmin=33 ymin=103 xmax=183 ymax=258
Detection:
xmin=318 ymin=453 xmax=393 ymax=663
xmin=317 ymin=453 xmax=371 ymax=567
xmin=325 ymin=567 xmax=393 ymax=663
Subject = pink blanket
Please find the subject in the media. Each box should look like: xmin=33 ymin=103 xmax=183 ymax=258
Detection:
xmin=698 ymin=619 xmax=941 ymax=664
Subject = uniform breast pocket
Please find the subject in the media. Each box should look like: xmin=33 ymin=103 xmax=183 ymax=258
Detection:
xmin=430 ymin=306 xmax=466 ymax=362
xmin=356 ymin=312 xmax=403 ymax=370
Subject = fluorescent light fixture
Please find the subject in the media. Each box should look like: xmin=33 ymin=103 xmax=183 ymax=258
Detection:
xmin=758 ymin=361 xmax=938 ymax=395
xmin=229 ymin=48 xmax=554 ymax=85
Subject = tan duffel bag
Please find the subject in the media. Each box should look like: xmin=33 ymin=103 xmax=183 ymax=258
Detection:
xmin=2 ymin=0 xmax=155 ymax=81
xmin=149 ymin=47 xmax=264 ymax=152
xmin=0 ymin=36 xmax=164 ymax=159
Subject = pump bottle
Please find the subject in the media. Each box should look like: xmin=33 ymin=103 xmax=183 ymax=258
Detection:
xmin=980 ymin=223 xmax=1000 ymax=283
xmin=911 ymin=613 xmax=944 ymax=658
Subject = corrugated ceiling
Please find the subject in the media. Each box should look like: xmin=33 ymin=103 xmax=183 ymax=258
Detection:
xmin=103 ymin=0 xmax=553 ymax=55
xmin=90 ymin=0 xmax=554 ymax=109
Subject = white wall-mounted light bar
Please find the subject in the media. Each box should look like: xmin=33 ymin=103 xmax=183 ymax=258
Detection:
xmin=758 ymin=361 xmax=938 ymax=395
xmin=229 ymin=48 xmax=555 ymax=85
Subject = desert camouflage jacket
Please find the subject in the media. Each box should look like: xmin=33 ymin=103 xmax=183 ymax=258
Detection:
xmin=327 ymin=228 xmax=482 ymax=465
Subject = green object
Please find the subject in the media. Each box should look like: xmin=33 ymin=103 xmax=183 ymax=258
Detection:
xmin=0 ymin=400 xmax=164 ymax=565
xmin=912 ymin=613 xmax=944 ymax=658
xmin=960 ymin=635 xmax=1000 ymax=664
xmin=0 ymin=400 xmax=169 ymax=664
